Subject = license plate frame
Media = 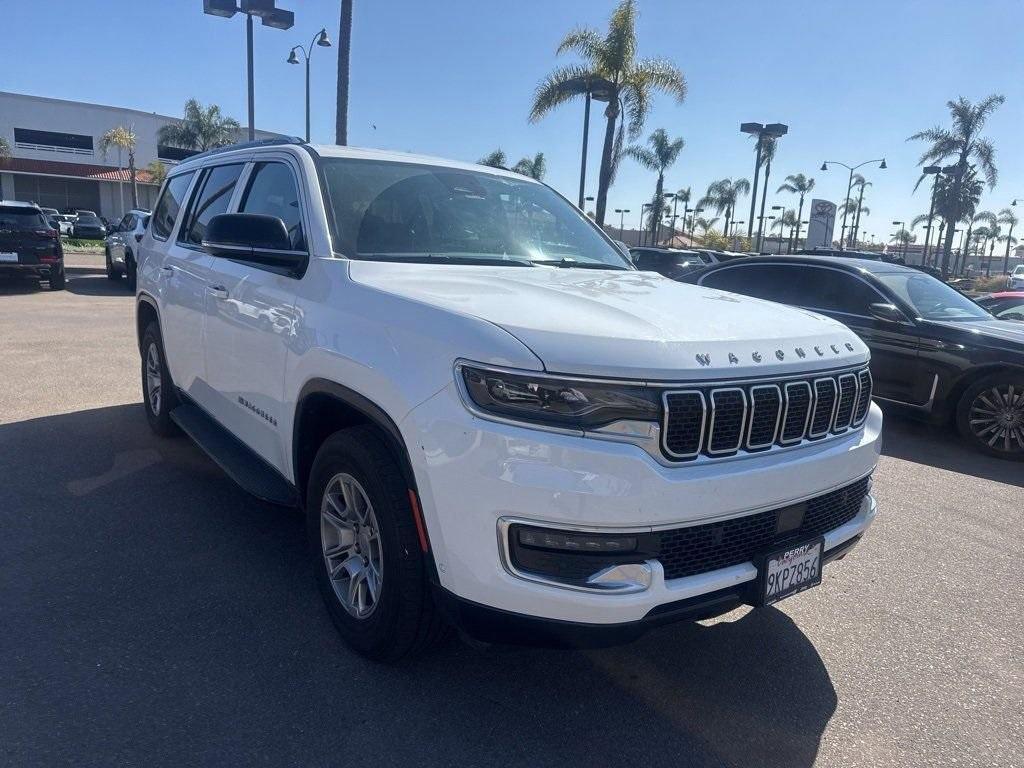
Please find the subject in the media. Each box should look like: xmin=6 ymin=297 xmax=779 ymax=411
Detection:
xmin=0 ymin=252 xmax=18 ymax=263
xmin=758 ymin=537 xmax=824 ymax=606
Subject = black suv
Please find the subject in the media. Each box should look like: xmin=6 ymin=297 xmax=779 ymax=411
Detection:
xmin=683 ymin=255 xmax=1024 ymax=460
xmin=0 ymin=201 xmax=65 ymax=290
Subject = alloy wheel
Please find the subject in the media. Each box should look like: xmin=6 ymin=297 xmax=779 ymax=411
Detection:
xmin=145 ymin=343 xmax=162 ymax=415
xmin=969 ymin=385 xmax=1024 ymax=453
xmin=320 ymin=473 xmax=383 ymax=619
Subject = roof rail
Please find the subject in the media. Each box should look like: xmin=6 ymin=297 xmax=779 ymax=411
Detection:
xmin=181 ymin=136 xmax=306 ymax=164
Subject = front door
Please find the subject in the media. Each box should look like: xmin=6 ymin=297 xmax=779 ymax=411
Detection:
xmin=202 ymin=159 xmax=307 ymax=475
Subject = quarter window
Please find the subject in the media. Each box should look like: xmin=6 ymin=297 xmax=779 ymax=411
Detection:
xmin=150 ymin=171 xmax=195 ymax=240
xmin=179 ymin=164 xmax=245 ymax=247
xmin=239 ymin=162 xmax=305 ymax=250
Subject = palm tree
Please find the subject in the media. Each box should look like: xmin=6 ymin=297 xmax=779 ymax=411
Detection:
xmin=962 ymin=210 xmax=996 ymax=269
xmin=750 ymin=134 xmax=778 ymax=244
xmin=849 ymin=174 xmax=872 ymax=245
xmin=776 ymin=173 xmax=815 ymax=249
xmin=626 ymin=128 xmax=684 ymax=244
xmin=529 ymin=0 xmax=687 ymax=225
xmin=512 ymin=152 xmax=547 ymax=181
xmin=158 ymin=99 xmax=241 ymax=153
xmin=478 ymin=149 xmax=507 ymax=168
xmin=838 ymin=200 xmax=869 ymax=220
xmin=770 ymin=210 xmax=798 ymax=253
xmin=100 ymin=125 xmax=138 ymax=211
xmin=698 ymin=178 xmax=751 ymax=242
xmin=908 ymin=93 xmax=1005 ymax=275
xmin=336 ymin=0 xmax=353 ymax=145
xmin=997 ymin=207 xmax=1019 ymax=275
xmin=694 ymin=216 xmax=719 ymax=237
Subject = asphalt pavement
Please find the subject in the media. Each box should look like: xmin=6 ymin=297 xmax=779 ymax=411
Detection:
xmin=1 ymin=257 xmax=1021 ymax=767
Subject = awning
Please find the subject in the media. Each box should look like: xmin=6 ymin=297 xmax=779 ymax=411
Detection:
xmin=0 ymin=157 xmax=157 ymax=184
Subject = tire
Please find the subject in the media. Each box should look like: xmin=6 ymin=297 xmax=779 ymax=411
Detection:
xmin=140 ymin=322 xmax=180 ymax=437
xmin=106 ymin=248 xmax=121 ymax=280
xmin=49 ymin=267 xmax=65 ymax=291
xmin=306 ymin=426 xmax=448 ymax=661
xmin=125 ymin=254 xmax=137 ymax=292
xmin=956 ymin=372 xmax=1024 ymax=460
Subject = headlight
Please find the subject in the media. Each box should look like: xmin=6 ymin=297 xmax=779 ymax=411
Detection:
xmin=458 ymin=363 xmax=660 ymax=430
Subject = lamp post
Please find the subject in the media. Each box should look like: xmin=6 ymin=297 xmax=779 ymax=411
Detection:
xmin=741 ymin=122 xmax=788 ymax=241
xmin=287 ymin=28 xmax=332 ymax=142
xmin=640 ymin=203 xmax=653 ymax=246
xmin=820 ymin=157 xmax=886 ymax=250
xmin=728 ymin=220 xmax=745 ymax=249
xmin=689 ymin=207 xmax=704 ymax=242
xmin=771 ymin=205 xmax=786 ymax=253
xmin=575 ymin=78 xmax=613 ymax=209
xmin=204 ymin=1 xmax=295 ymax=142
xmin=614 ymin=208 xmax=630 ymax=241
xmin=892 ymin=220 xmax=905 ymax=260
xmin=917 ymin=165 xmax=945 ymax=265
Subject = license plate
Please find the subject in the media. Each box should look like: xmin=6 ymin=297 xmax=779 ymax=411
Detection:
xmin=0 ymin=252 xmax=18 ymax=263
xmin=759 ymin=538 xmax=824 ymax=605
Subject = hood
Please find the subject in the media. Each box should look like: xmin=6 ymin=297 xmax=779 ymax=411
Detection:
xmin=926 ymin=318 xmax=1024 ymax=348
xmin=349 ymin=263 xmax=869 ymax=380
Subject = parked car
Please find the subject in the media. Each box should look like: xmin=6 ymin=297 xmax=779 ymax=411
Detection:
xmin=135 ymin=138 xmax=881 ymax=659
xmin=796 ymin=248 xmax=905 ymax=265
xmin=629 ymin=246 xmax=709 ymax=278
xmin=0 ymin=200 xmax=65 ymax=290
xmin=684 ymin=255 xmax=1024 ymax=459
xmin=74 ymin=209 xmax=98 ymax=218
xmin=51 ymin=214 xmax=76 ymax=237
xmin=1007 ymin=265 xmax=1024 ymax=290
xmin=72 ymin=214 xmax=106 ymax=239
xmin=976 ymin=292 xmax=1024 ymax=322
xmin=105 ymin=208 xmax=150 ymax=289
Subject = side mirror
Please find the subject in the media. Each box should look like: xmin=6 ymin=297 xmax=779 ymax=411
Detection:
xmin=203 ymin=213 xmax=305 ymax=272
xmin=869 ymin=302 xmax=910 ymax=324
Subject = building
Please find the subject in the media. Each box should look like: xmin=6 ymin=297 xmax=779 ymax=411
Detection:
xmin=0 ymin=91 xmax=278 ymax=220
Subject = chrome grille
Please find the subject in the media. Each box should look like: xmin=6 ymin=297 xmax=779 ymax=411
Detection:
xmin=662 ymin=366 xmax=872 ymax=462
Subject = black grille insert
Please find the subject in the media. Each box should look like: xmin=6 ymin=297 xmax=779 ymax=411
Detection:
xmin=834 ymin=374 xmax=858 ymax=431
xmin=748 ymin=385 xmax=782 ymax=449
xmin=853 ymin=369 xmax=873 ymax=424
xmin=708 ymin=388 xmax=746 ymax=454
xmin=781 ymin=382 xmax=813 ymax=443
xmin=664 ymin=391 xmax=705 ymax=457
xmin=810 ymin=379 xmax=837 ymax=437
xmin=656 ymin=476 xmax=870 ymax=580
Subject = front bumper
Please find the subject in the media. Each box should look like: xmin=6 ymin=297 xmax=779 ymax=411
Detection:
xmin=403 ymin=383 xmax=882 ymax=626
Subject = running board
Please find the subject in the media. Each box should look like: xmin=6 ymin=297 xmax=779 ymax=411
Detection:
xmin=170 ymin=403 xmax=299 ymax=507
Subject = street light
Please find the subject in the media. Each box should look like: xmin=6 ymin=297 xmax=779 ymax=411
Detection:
xmin=204 ymin=1 xmax=295 ymax=141
xmin=741 ymin=122 xmax=788 ymax=241
xmin=892 ymin=220 xmax=906 ymax=259
xmin=287 ymin=28 xmax=332 ymax=142
xmin=614 ymin=208 xmax=631 ymax=241
xmin=820 ymin=157 xmax=886 ymax=249
xmin=689 ymin=207 xmax=704 ymax=241
xmin=771 ymin=204 xmax=786 ymax=253
xmin=571 ymin=77 xmax=614 ymax=209
xmin=639 ymin=203 xmax=653 ymax=246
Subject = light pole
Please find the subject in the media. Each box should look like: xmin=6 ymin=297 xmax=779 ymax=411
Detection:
xmin=614 ymin=208 xmax=630 ymax=241
xmin=728 ymin=220 xmax=745 ymax=249
xmin=771 ymin=205 xmax=786 ymax=253
xmin=689 ymin=207 xmax=704 ymax=242
xmin=574 ymin=78 xmax=613 ymax=209
xmin=287 ymin=28 xmax=332 ymax=142
xmin=917 ymin=165 xmax=946 ymax=264
xmin=204 ymin=1 xmax=295 ymax=142
xmin=639 ymin=203 xmax=653 ymax=246
xmin=820 ymin=157 xmax=886 ymax=250
xmin=741 ymin=122 xmax=788 ymax=241
xmin=892 ymin=220 xmax=905 ymax=260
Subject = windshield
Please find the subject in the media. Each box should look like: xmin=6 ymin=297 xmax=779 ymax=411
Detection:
xmin=320 ymin=158 xmax=632 ymax=269
xmin=1014 ymin=266 xmax=1024 ymax=275
xmin=877 ymin=272 xmax=992 ymax=321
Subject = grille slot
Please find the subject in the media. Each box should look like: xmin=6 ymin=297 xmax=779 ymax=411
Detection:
xmin=660 ymin=365 xmax=870 ymax=461
xmin=747 ymin=385 xmax=782 ymax=449
xmin=834 ymin=373 xmax=858 ymax=432
xmin=663 ymin=391 xmax=706 ymax=458
xmin=708 ymin=388 xmax=747 ymax=455
xmin=853 ymin=369 xmax=873 ymax=425
xmin=809 ymin=378 xmax=838 ymax=438
xmin=656 ymin=476 xmax=870 ymax=580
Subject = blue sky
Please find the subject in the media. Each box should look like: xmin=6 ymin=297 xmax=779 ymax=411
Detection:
xmin=3 ymin=0 xmax=1022 ymax=243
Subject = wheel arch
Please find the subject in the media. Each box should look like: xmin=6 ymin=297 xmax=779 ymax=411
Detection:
xmin=944 ymin=363 xmax=1024 ymax=419
xmin=135 ymin=294 xmax=160 ymax=353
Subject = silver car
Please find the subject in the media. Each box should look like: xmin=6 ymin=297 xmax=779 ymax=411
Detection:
xmin=105 ymin=209 xmax=149 ymax=289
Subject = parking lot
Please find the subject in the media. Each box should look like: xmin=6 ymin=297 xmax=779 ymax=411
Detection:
xmin=1 ymin=256 xmax=1021 ymax=768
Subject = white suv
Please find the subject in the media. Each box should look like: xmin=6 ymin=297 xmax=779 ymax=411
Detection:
xmin=135 ymin=138 xmax=882 ymax=660
xmin=1008 ymin=265 xmax=1024 ymax=290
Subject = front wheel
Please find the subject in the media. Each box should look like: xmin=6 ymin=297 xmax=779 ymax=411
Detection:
xmin=956 ymin=373 xmax=1024 ymax=460
xmin=140 ymin=322 xmax=180 ymax=437
xmin=49 ymin=267 xmax=65 ymax=290
xmin=125 ymin=254 xmax=137 ymax=292
xmin=306 ymin=426 xmax=447 ymax=661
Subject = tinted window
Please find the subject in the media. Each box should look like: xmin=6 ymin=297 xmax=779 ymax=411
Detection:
xmin=701 ymin=263 xmax=882 ymax=315
xmin=151 ymin=172 xmax=195 ymax=240
xmin=239 ymin=162 xmax=305 ymax=250
xmin=0 ymin=206 xmax=48 ymax=230
xmin=179 ymin=164 xmax=244 ymax=247
xmin=877 ymin=273 xmax=991 ymax=321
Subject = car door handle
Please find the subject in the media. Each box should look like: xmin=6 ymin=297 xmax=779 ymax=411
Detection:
xmin=159 ymin=266 xmax=174 ymax=276
xmin=207 ymin=285 xmax=229 ymax=300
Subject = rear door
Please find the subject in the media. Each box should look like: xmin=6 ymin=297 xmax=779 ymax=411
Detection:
xmin=0 ymin=205 xmax=59 ymax=266
xmin=201 ymin=157 xmax=307 ymax=472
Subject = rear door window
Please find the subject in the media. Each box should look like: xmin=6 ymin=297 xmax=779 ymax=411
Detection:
xmin=179 ymin=164 xmax=245 ymax=248
xmin=151 ymin=172 xmax=195 ymax=240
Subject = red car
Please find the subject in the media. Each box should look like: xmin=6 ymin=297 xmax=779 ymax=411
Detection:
xmin=976 ymin=292 xmax=1024 ymax=322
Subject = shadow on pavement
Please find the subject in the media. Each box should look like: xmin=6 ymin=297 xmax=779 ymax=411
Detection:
xmin=0 ymin=404 xmax=836 ymax=768
xmin=879 ymin=406 xmax=1024 ymax=488
xmin=65 ymin=264 xmax=132 ymax=297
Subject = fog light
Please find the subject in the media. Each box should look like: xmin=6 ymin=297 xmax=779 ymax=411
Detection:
xmin=516 ymin=526 xmax=638 ymax=553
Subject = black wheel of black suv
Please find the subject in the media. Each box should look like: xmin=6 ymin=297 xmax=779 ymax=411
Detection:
xmin=105 ymin=247 xmax=120 ymax=280
xmin=956 ymin=372 xmax=1024 ymax=461
xmin=140 ymin=322 xmax=180 ymax=437
xmin=306 ymin=426 xmax=448 ymax=661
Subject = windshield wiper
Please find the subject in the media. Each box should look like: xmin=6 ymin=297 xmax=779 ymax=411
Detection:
xmin=532 ymin=258 xmax=629 ymax=270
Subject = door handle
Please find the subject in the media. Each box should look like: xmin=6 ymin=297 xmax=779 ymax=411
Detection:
xmin=159 ymin=266 xmax=174 ymax=276
xmin=207 ymin=285 xmax=229 ymax=300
